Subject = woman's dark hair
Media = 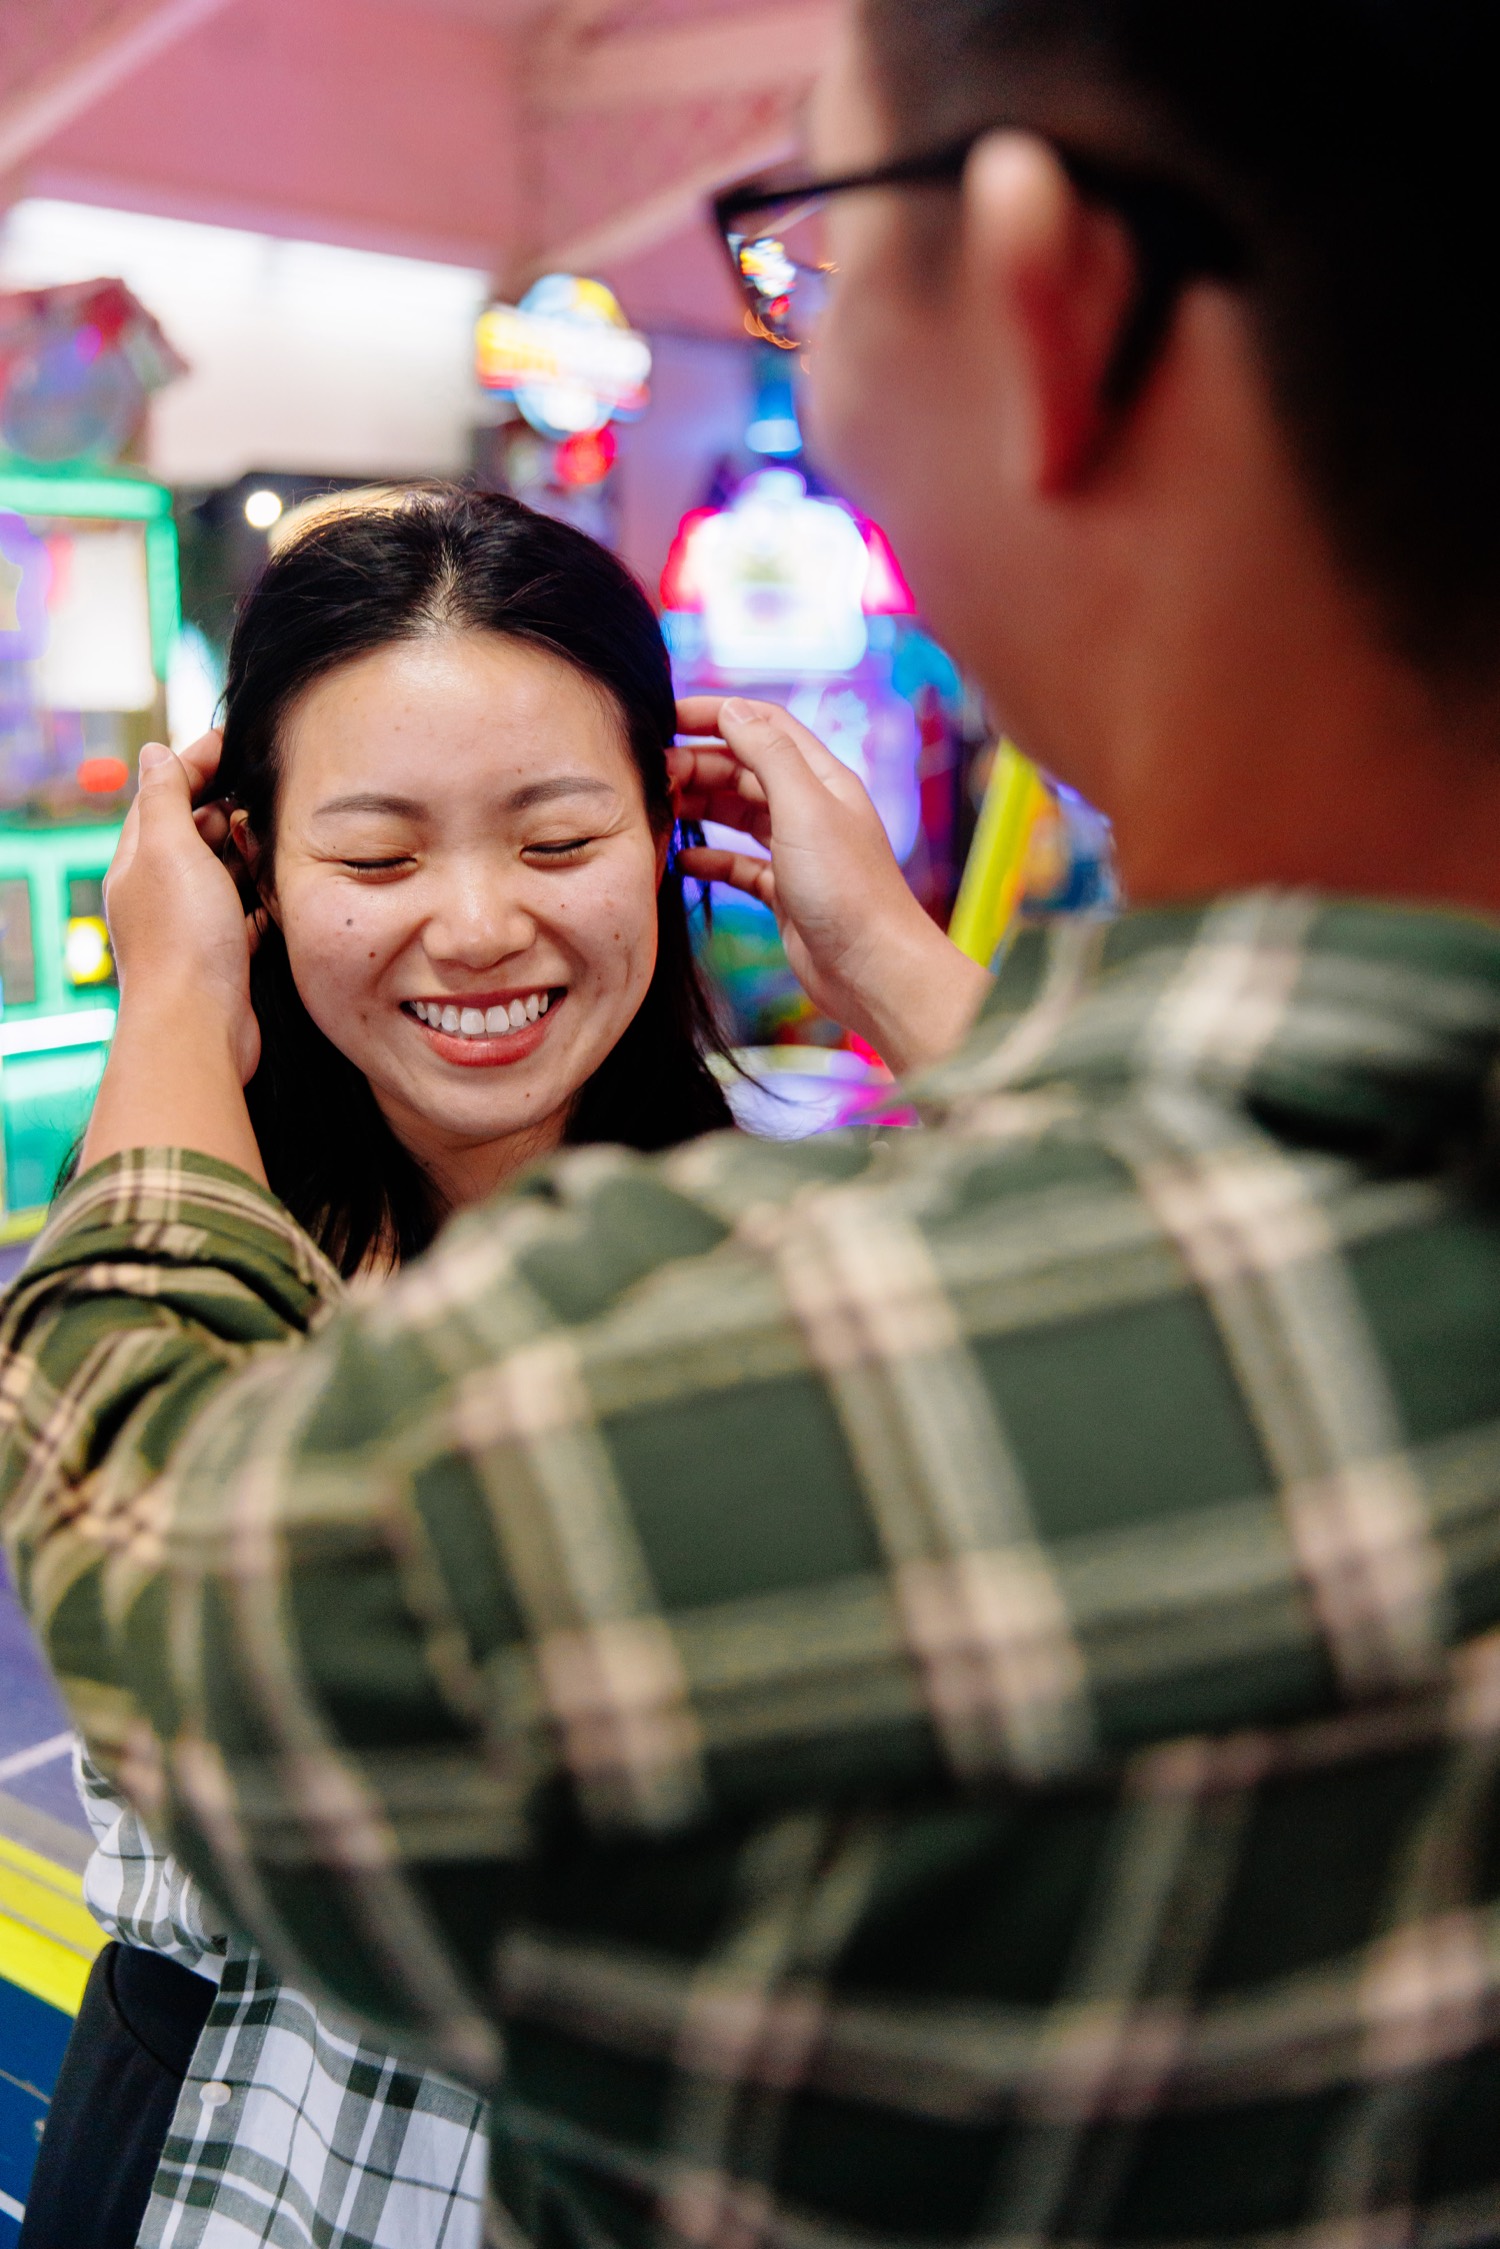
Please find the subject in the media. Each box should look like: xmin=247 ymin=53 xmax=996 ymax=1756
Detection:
xmin=219 ymin=488 xmax=733 ymax=1278
xmin=863 ymin=0 xmax=1500 ymax=682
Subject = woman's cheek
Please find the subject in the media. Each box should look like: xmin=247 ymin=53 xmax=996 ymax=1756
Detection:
xmin=281 ymin=884 xmax=396 ymax=1024
xmin=583 ymin=866 xmax=658 ymax=1009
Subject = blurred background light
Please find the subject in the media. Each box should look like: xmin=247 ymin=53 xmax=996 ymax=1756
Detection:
xmin=0 ymin=202 xmax=489 ymax=486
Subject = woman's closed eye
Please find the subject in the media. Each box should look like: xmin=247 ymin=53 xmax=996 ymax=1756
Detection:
xmin=340 ymin=853 xmax=418 ymax=877
xmin=523 ymin=835 xmax=599 ymax=863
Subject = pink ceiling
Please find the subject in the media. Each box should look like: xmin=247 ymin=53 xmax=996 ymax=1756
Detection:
xmin=0 ymin=0 xmax=837 ymax=333
xmin=24 ymin=0 xmax=523 ymax=267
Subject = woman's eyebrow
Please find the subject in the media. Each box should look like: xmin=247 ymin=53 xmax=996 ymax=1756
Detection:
xmin=312 ymin=791 xmax=424 ymax=821
xmin=311 ymin=777 xmax=617 ymax=821
xmin=505 ymin=776 xmax=617 ymax=811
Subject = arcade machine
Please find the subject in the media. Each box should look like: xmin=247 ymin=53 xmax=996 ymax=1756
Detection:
xmin=0 ymin=461 xmax=177 ymax=2238
xmin=661 ymin=460 xmax=970 ymax=1051
xmin=659 ymin=438 xmax=1114 ymax=1130
xmin=949 ymin=741 xmax=1117 ymax=968
xmin=0 ymin=280 xmax=184 ymax=1239
xmin=0 ymin=468 xmax=180 ymax=1233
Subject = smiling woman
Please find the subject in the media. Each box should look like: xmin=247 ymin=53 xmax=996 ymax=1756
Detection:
xmin=219 ymin=489 xmax=734 ymax=1276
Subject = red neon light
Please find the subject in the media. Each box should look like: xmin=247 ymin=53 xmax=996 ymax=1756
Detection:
xmin=658 ymin=507 xmax=718 ymax=612
xmin=78 ymin=756 xmax=129 ymax=794
xmin=555 ymin=425 xmax=617 ymax=488
xmin=859 ymin=519 xmax=917 ymax=615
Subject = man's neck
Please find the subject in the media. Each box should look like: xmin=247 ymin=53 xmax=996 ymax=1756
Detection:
xmin=1101 ymin=651 xmax=1500 ymax=921
xmin=1023 ymin=334 xmax=1500 ymax=918
xmin=969 ymin=292 xmax=1500 ymax=924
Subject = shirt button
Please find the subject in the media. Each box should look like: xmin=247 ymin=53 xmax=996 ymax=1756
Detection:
xmin=200 ymin=2081 xmax=231 ymax=2108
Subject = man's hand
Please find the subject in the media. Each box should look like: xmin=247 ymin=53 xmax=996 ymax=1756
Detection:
xmin=104 ymin=733 xmax=261 ymax=1086
xmin=672 ymin=696 xmax=992 ymax=1076
xmin=82 ymin=734 xmax=269 ymax=1184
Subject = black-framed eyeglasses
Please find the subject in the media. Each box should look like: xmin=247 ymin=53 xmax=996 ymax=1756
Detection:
xmin=713 ymin=128 xmax=1249 ymax=403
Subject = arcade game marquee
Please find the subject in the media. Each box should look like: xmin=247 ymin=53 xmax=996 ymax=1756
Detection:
xmin=0 ymin=466 xmax=180 ymax=1236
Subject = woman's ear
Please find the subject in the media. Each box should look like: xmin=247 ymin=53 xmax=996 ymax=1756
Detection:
xmin=654 ymin=820 xmax=673 ymax=888
xmin=229 ymin=810 xmax=281 ymax=925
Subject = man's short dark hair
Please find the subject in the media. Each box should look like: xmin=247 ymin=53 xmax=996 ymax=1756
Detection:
xmin=863 ymin=0 xmax=1500 ymax=682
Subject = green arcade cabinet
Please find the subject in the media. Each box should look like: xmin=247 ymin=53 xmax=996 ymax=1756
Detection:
xmin=0 ymin=467 xmax=179 ymax=1237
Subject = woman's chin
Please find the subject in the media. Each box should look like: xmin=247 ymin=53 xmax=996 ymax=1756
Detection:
xmin=357 ymin=991 xmax=635 ymax=1171
xmin=394 ymin=1038 xmax=593 ymax=1156
xmin=400 ymin=1081 xmax=571 ymax=1159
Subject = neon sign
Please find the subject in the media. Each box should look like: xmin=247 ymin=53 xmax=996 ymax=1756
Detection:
xmin=660 ymin=469 xmax=915 ymax=677
xmin=475 ymin=276 xmax=650 ymax=441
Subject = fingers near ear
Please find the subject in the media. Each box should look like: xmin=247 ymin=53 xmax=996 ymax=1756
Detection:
xmin=137 ymin=740 xmax=178 ymax=782
xmin=175 ymin=726 xmax=225 ymax=798
xmin=677 ymin=695 xmax=832 ymax=775
xmin=677 ymin=844 xmax=778 ymax=912
xmin=711 ymin=699 xmax=833 ymax=807
xmin=135 ymin=741 xmax=195 ymax=831
xmin=675 ymin=695 xmax=733 ymax=740
xmin=669 ymin=746 xmax=770 ymax=805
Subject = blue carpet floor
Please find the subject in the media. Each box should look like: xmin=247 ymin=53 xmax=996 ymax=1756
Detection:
xmin=0 ymin=1978 xmax=71 ymax=2240
xmin=0 ymin=1544 xmax=89 ymax=2233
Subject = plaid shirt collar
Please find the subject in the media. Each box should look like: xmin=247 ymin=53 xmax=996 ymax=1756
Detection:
xmin=928 ymin=892 xmax=1500 ymax=1154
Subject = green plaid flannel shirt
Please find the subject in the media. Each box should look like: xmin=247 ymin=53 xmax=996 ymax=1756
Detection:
xmin=6 ymin=889 xmax=1500 ymax=2249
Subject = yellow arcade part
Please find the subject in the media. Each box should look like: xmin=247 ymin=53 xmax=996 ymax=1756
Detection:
xmin=0 ymin=1832 xmax=104 ymax=2017
xmin=948 ymin=741 xmax=1051 ymax=966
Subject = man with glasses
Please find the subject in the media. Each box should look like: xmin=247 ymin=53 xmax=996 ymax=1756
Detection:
xmin=8 ymin=4 xmax=1500 ymax=2246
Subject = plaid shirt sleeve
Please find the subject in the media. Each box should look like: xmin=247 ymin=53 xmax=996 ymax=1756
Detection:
xmin=7 ymin=892 xmax=1500 ymax=2249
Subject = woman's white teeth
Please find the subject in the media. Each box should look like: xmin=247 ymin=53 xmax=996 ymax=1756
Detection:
xmin=412 ymin=993 xmax=552 ymax=1039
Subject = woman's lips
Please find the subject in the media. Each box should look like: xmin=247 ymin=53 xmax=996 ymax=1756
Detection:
xmin=405 ymin=992 xmax=563 ymax=1069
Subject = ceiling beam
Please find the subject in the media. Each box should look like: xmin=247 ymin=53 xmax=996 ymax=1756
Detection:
xmin=536 ymin=2 xmax=840 ymax=116
xmin=0 ymin=0 xmax=232 ymax=179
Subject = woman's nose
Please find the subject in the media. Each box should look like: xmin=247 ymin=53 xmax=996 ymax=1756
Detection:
xmin=423 ymin=876 xmax=534 ymax=969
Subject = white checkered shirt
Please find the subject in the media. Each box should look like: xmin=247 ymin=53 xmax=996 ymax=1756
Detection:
xmin=78 ymin=1751 xmax=489 ymax=2246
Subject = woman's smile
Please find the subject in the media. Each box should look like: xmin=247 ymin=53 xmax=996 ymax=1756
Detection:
xmin=401 ymin=986 xmax=564 ymax=1068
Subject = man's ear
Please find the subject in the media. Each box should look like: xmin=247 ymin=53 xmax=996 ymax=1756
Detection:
xmin=964 ymin=132 xmax=1139 ymax=494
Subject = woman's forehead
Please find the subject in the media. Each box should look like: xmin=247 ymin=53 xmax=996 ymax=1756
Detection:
xmin=281 ymin=630 xmax=638 ymax=809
